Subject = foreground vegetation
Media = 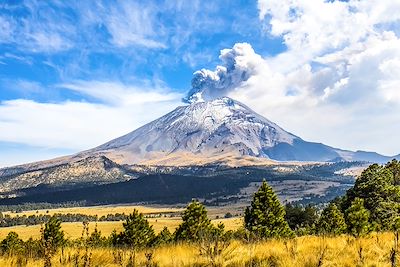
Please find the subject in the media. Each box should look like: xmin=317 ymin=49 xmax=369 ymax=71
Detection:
xmin=0 ymin=160 xmax=399 ymax=266
xmin=0 ymin=232 xmax=397 ymax=266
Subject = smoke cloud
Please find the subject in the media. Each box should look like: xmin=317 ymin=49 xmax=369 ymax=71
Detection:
xmin=183 ymin=43 xmax=262 ymax=103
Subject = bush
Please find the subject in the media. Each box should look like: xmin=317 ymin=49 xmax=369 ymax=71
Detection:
xmin=87 ymin=224 xmax=107 ymax=247
xmin=224 ymin=212 xmax=233 ymax=219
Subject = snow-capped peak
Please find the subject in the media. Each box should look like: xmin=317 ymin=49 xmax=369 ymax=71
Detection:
xmin=90 ymin=97 xmax=299 ymax=164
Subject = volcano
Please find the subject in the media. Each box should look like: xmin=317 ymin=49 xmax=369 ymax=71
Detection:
xmin=78 ymin=97 xmax=396 ymax=165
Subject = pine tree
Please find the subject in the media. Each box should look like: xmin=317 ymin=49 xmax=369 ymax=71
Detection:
xmin=244 ymin=180 xmax=293 ymax=238
xmin=119 ymin=209 xmax=155 ymax=248
xmin=386 ymin=159 xmax=400 ymax=185
xmin=285 ymin=204 xmax=318 ymax=231
xmin=43 ymin=216 xmax=65 ymax=253
xmin=174 ymin=200 xmax=214 ymax=241
xmin=153 ymin=227 xmax=173 ymax=246
xmin=344 ymin=162 xmax=400 ymax=230
xmin=42 ymin=216 xmax=65 ymax=267
xmin=0 ymin=231 xmax=23 ymax=255
xmin=317 ymin=203 xmax=346 ymax=235
xmin=345 ymin=198 xmax=370 ymax=237
xmin=88 ymin=224 xmax=106 ymax=247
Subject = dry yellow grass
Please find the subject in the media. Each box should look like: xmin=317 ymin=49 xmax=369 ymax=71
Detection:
xmin=0 ymin=232 xmax=396 ymax=266
xmin=0 ymin=217 xmax=242 ymax=241
xmin=3 ymin=204 xmax=183 ymax=217
xmin=212 ymin=217 xmax=243 ymax=231
xmin=3 ymin=204 xmax=392 ymax=266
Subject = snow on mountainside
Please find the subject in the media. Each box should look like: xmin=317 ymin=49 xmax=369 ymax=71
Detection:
xmin=80 ymin=97 xmax=397 ymax=165
xmin=85 ymin=97 xmax=298 ymax=164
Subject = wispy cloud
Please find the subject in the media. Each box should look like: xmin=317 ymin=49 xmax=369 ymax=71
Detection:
xmin=0 ymin=2 xmax=74 ymax=53
xmin=0 ymin=15 xmax=14 ymax=42
xmin=7 ymin=79 xmax=44 ymax=94
xmin=0 ymin=1 xmax=167 ymax=53
xmin=102 ymin=1 xmax=166 ymax=49
xmin=3 ymin=53 xmax=33 ymax=65
xmin=58 ymin=80 xmax=181 ymax=105
xmin=0 ymin=81 xmax=182 ymax=151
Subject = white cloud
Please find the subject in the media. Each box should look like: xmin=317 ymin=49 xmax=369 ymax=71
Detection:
xmin=0 ymin=5 xmax=74 ymax=53
xmin=103 ymin=1 xmax=166 ymax=49
xmin=2 ymin=0 xmax=400 ymax=163
xmin=0 ymin=82 xmax=182 ymax=152
xmin=2 ymin=79 xmax=44 ymax=95
xmin=0 ymin=1 xmax=166 ymax=53
xmin=0 ymin=16 xmax=14 ymax=42
xmin=59 ymin=80 xmax=180 ymax=106
xmin=185 ymin=0 xmax=400 ymax=155
xmin=252 ymin=0 xmax=400 ymax=155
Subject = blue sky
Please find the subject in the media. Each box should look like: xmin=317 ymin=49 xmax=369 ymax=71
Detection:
xmin=0 ymin=1 xmax=282 ymax=95
xmin=1 ymin=0 xmax=400 ymax=166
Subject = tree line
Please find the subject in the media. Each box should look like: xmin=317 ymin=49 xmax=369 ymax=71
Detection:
xmin=0 ymin=212 xmax=176 ymax=227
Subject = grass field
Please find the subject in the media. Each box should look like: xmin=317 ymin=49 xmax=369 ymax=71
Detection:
xmin=0 ymin=232 xmax=397 ymax=266
xmin=0 ymin=205 xmax=397 ymax=266
xmin=3 ymin=203 xmax=247 ymax=219
xmin=2 ymin=204 xmax=184 ymax=217
xmin=0 ymin=217 xmax=243 ymax=240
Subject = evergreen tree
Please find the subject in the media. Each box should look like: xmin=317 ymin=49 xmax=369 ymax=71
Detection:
xmin=317 ymin=203 xmax=346 ymax=235
xmin=153 ymin=227 xmax=173 ymax=246
xmin=119 ymin=209 xmax=155 ymax=248
xmin=285 ymin=204 xmax=318 ymax=231
xmin=210 ymin=222 xmax=225 ymax=239
xmin=108 ymin=229 xmax=120 ymax=246
xmin=174 ymin=200 xmax=214 ymax=241
xmin=386 ymin=159 xmax=400 ymax=185
xmin=0 ymin=232 xmax=23 ymax=255
xmin=244 ymin=180 xmax=293 ymax=238
xmin=87 ymin=224 xmax=106 ymax=247
xmin=43 ymin=216 xmax=65 ymax=253
xmin=345 ymin=198 xmax=370 ymax=237
xmin=344 ymin=162 xmax=400 ymax=230
xmin=42 ymin=216 xmax=65 ymax=267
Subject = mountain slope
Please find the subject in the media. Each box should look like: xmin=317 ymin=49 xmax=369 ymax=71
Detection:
xmin=83 ymin=97 xmax=297 ymax=164
xmin=81 ymin=97 xmax=397 ymax=165
xmin=0 ymin=156 xmax=137 ymax=197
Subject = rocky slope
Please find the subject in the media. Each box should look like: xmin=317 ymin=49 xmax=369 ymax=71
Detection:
xmin=0 ymin=156 xmax=136 ymax=197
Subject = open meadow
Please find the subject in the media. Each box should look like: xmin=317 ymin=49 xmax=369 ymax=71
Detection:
xmin=0 ymin=217 xmax=243 ymax=240
xmin=0 ymin=204 xmax=398 ymax=266
xmin=1 ymin=204 xmax=184 ymax=218
xmin=0 ymin=232 xmax=397 ymax=266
